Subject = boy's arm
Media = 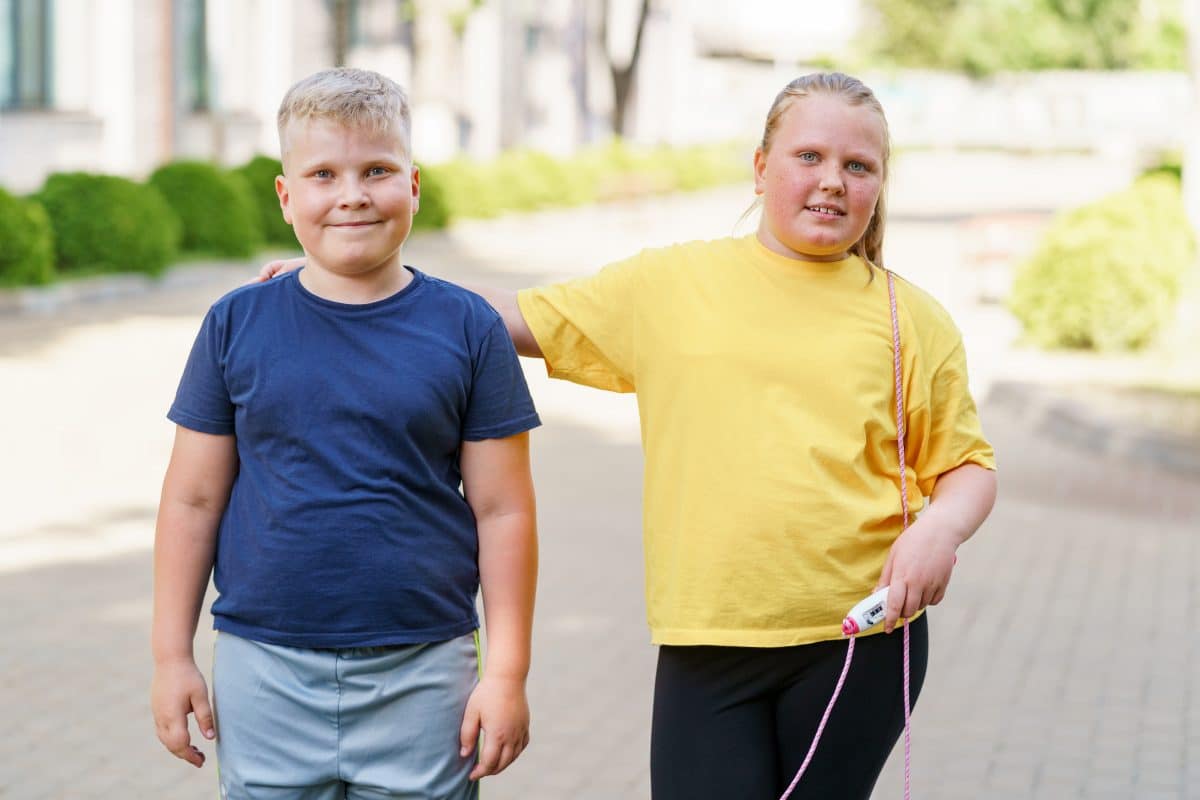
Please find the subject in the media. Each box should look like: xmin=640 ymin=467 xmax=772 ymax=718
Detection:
xmin=877 ymin=462 xmax=997 ymax=632
xmin=151 ymin=426 xmax=238 ymax=768
xmin=255 ymin=258 xmax=543 ymax=358
xmin=458 ymin=432 xmax=538 ymax=781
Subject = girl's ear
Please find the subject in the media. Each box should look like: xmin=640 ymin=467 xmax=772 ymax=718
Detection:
xmin=752 ymin=147 xmax=767 ymax=196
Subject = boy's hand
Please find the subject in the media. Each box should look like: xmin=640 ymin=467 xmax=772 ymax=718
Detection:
xmin=151 ymin=658 xmax=216 ymax=768
xmin=876 ymin=517 xmax=958 ymax=634
xmin=459 ymin=675 xmax=530 ymax=781
xmin=255 ymin=256 xmax=305 ymax=283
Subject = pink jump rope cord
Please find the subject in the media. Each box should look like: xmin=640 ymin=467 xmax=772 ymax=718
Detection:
xmin=778 ymin=272 xmax=912 ymax=800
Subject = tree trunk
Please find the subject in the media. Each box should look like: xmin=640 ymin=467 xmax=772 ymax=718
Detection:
xmin=332 ymin=0 xmax=351 ymax=67
xmin=602 ymin=0 xmax=652 ymax=138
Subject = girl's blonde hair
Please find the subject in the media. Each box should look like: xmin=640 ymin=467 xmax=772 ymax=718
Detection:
xmin=277 ymin=68 xmax=412 ymax=161
xmin=756 ymin=72 xmax=891 ymax=269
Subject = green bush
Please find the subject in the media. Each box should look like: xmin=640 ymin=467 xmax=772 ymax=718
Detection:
xmin=423 ymin=159 xmax=507 ymax=219
xmin=232 ymin=155 xmax=298 ymax=248
xmin=1142 ymin=151 xmax=1182 ymax=182
xmin=412 ymin=162 xmax=452 ymax=230
xmin=36 ymin=173 xmax=181 ymax=276
xmin=150 ymin=161 xmax=262 ymax=257
xmin=0 ymin=190 xmax=55 ymax=286
xmin=1009 ymin=174 xmax=1195 ymax=350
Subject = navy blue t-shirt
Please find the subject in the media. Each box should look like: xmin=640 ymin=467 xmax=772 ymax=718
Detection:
xmin=168 ymin=268 xmax=540 ymax=648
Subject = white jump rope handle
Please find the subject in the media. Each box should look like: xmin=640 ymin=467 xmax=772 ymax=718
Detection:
xmin=841 ymin=586 xmax=890 ymax=636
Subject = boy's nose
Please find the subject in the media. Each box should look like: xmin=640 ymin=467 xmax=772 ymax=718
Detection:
xmin=338 ymin=179 xmax=369 ymax=207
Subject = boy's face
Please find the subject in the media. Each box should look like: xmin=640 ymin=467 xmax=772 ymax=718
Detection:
xmin=276 ymin=119 xmax=419 ymax=277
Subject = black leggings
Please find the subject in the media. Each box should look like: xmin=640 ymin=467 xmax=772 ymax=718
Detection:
xmin=650 ymin=615 xmax=928 ymax=800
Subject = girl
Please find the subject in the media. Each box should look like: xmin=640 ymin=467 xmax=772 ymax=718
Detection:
xmin=262 ymin=72 xmax=997 ymax=799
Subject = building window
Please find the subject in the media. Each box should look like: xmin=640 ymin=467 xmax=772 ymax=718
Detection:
xmin=175 ymin=0 xmax=209 ymax=112
xmin=0 ymin=0 xmax=54 ymax=110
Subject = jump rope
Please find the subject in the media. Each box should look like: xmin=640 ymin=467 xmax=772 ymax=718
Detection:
xmin=778 ymin=271 xmax=916 ymax=800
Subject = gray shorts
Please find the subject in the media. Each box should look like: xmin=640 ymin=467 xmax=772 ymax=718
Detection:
xmin=212 ymin=630 xmax=481 ymax=800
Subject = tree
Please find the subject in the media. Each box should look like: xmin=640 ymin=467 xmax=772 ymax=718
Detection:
xmin=1185 ymin=0 xmax=1200 ymax=238
xmin=331 ymin=0 xmax=351 ymax=67
xmin=862 ymin=0 xmax=1185 ymax=76
xmin=600 ymin=0 xmax=652 ymax=137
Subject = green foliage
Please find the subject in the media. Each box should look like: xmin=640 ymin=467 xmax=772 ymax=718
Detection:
xmin=232 ymin=156 xmax=299 ymax=248
xmin=863 ymin=0 xmax=1187 ymax=74
xmin=414 ymin=140 xmax=747 ymax=223
xmin=411 ymin=162 xmax=452 ymax=230
xmin=150 ymin=161 xmax=263 ymax=257
xmin=36 ymin=172 xmax=181 ymax=276
xmin=1009 ymin=174 xmax=1195 ymax=350
xmin=0 ymin=190 xmax=55 ymax=286
xmin=0 ymin=141 xmax=746 ymax=286
xmin=1141 ymin=151 xmax=1182 ymax=181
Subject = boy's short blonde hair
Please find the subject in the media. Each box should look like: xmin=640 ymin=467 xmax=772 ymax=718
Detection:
xmin=277 ymin=67 xmax=412 ymax=161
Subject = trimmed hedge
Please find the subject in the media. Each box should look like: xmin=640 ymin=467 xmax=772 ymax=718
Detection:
xmin=417 ymin=139 xmax=746 ymax=221
xmin=37 ymin=173 xmax=181 ymax=276
xmin=1 ymin=140 xmax=749 ymax=287
xmin=232 ymin=156 xmax=298 ymax=248
xmin=0 ymin=189 xmax=54 ymax=286
xmin=1009 ymin=174 xmax=1195 ymax=351
xmin=150 ymin=161 xmax=262 ymax=257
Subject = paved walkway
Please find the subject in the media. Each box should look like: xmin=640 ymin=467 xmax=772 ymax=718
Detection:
xmin=2 ymin=153 xmax=1198 ymax=798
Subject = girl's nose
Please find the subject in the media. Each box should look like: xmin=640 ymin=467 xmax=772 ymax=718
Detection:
xmin=818 ymin=167 xmax=844 ymax=194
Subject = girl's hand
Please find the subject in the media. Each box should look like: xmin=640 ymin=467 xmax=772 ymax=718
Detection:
xmin=151 ymin=658 xmax=215 ymax=767
xmin=876 ymin=518 xmax=958 ymax=633
xmin=459 ymin=675 xmax=531 ymax=781
xmin=255 ymin=256 xmax=305 ymax=283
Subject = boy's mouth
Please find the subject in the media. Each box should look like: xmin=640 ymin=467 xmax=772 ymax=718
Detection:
xmin=330 ymin=221 xmax=380 ymax=228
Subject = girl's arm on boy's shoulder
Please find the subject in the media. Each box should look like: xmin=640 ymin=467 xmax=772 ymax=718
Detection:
xmin=877 ymin=462 xmax=997 ymax=633
xmin=462 ymin=284 xmax=542 ymax=358
xmin=458 ymin=432 xmax=538 ymax=781
xmin=254 ymin=258 xmax=543 ymax=358
xmin=150 ymin=427 xmax=238 ymax=768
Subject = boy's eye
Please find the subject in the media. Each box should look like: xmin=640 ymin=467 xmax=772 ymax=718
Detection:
xmin=313 ymin=169 xmax=333 ymax=179
xmin=798 ymin=152 xmax=818 ymax=162
xmin=367 ymin=166 xmax=390 ymax=177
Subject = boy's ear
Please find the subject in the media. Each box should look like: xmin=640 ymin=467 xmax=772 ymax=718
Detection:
xmin=275 ymin=174 xmax=293 ymax=225
xmin=752 ymin=147 xmax=766 ymax=196
xmin=410 ymin=164 xmax=420 ymax=216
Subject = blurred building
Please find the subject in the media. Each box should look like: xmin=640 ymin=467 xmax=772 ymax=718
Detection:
xmin=0 ymin=0 xmax=1188 ymax=194
xmin=0 ymin=0 xmax=867 ymax=192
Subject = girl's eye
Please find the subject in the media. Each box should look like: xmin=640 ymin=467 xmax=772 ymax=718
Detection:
xmin=848 ymin=161 xmax=867 ymax=173
xmin=798 ymin=152 xmax=818 ymax=162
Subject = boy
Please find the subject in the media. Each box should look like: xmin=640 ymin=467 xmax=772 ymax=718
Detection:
xmin=150 ymin=68 xmax=540 ymax=799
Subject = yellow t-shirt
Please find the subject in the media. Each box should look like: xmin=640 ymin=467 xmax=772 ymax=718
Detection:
xmin=517 ymin=235 xmax=995 ymax=647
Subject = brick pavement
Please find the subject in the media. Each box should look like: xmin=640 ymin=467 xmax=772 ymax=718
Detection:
xmin=3 ymin=168 xmax=1199 ymax=798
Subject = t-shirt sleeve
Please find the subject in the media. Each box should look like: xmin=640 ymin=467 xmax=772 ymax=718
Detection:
xmin=462 ymin=318 xmax=541 ymax=441
xmin=515 ymin=252 xmax=642 ymax=393
xmin=907 ymin=337 xmax=996 ymax=497
xmin=167 ymin=307 xmax=235 ymax=435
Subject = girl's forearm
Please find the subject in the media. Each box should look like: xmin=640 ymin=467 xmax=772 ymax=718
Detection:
xmin=922 ymin=462 xmax=998 ymax=547
xmin=462 ymin=284 xmax=543 ymax=358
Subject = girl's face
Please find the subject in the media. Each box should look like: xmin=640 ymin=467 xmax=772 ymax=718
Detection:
xmin=753 ymin=94 xmax=885 ymax=262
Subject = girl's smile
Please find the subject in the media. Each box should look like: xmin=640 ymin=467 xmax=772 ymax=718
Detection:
xmin=753 ymin=93 xmax=886 ymax=263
